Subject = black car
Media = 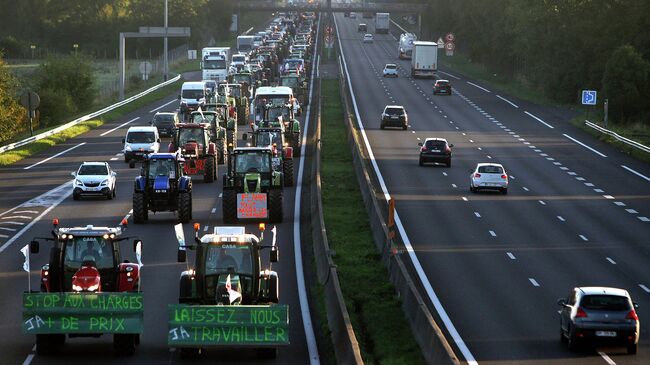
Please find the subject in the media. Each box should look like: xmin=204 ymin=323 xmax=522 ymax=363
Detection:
xmin=418 ymin=138 xmax=452 ymax=167
xmin=151 ymin=112 xmax=179 ymax=138
xmin=358 ymin=23 xmax=367 ymax=32
xmin=433 ymin=79 xmax=452 ymax=95
xmin=380 ymin=105 xmax=408 ymax=130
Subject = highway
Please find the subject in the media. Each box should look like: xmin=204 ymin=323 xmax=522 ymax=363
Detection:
xmin=0 ymin=23 xmax=320 ymax=364
xmin=335 ymin=12 xmax=650 ymax=365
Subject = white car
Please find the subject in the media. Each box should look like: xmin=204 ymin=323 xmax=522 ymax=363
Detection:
xmin=72 ymin=162 xmax=117 ymax=200
xmin=123 ymin=126 xmax=161 ymax=164
xmin=363 ymin=33 xmax=374 ymax=43
xmin=383 ymin=63 xmax=398 ymax=77
xmin=469 ymin=163 xmax=509 ymax=194
xmin=350 ymin=12 xmax=357 ymax=19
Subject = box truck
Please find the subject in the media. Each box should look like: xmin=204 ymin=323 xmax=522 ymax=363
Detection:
xmin=375 ymin=13 xmax=390 ymax=34
xmin=410 ymin=41 xmax=438 ymax=78
xmin=201 ymin=47 xmax=230 ymax=82
xmin=398 ymin=33 xmax=417 ymax=59
xmin=236 ymin=36 xmax=255 ymax=53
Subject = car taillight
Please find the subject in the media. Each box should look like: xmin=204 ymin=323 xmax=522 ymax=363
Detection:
xmin=445 ymin=147 xmax=451 ymax=153
xmin=501 ymin=174 xmax=508 ymax=179
xmin=420 ymin=147 xmax=426 ymax=152
xmin=474 ymin=173 xmax=481 ymax=178
xmin=575 ymin=307 xmax=588 ymax=318
xmin=626 ymin=310 xmax=639 ymax=321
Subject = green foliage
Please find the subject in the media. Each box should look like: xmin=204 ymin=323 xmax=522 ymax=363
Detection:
xmin=37 ymin=56 xmax=96 ymax=111
xmin=0 ymin=53 xmax=26 ymax=144
xmin=37 ymin=87 xmax=77 ymax=128
xmin=0 ymin=36 xmax=23 ymax=58
xmin=602 ymin=45 xmax=650 ymax=121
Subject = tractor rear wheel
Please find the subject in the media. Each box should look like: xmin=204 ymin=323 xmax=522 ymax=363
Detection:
xmin=222 ymin=189 xmax=237 ymax=224
xmin=269 ymin=189 xmax=283 ymax=223
xmin=283 ymin=160 xmax=294 ymax=187
xmin=227 ymin=131 xmax=236 ymax=149
xmin=113 ymin=334 xmax=136 ymax=356
xmin=204 ymin=156 xmax=215 ymax=183
xmin=132 ymin=192 xmax=147 ymax=223
xmin=215 ymin=140 xmax=225 ymax=164
xmin=178 ymin=192 xmax=192 ymax=223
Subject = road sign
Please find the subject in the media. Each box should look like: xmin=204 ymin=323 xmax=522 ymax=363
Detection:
xmin=581 ymin=90 xmax=597 ymax=105
xmin=444 ymin=42 xmax=455 ymax=51
xmin=138 ymin=61 xmax=152 ymax=75
xmin=437 ymin=37 xmax=444 ymax=49
xmin=445 ymin=32 xmax=455 ymax=42
xmin=20 ymin=91 xmax=40 ymax=111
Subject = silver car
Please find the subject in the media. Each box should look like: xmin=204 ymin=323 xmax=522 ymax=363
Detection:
xmin=383 ymin=63 xmax=398 ymax=77
xmin=363 ymin=33 xmax=374 ymax=43
xmin=558 ymin=287 xmax=639 ymax=354
xmin=469 ymin=163 xmax=508 ymax=194
xmin=72 ymin=162 xmax=117 ymax=200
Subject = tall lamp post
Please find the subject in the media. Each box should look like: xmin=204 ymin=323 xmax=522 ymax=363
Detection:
xmin=30 ymin=45 xmax=36 ymax=59
xmin=164 ymin=0 xmax=169 ymax=81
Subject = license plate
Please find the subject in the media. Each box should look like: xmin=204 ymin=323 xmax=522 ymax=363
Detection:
xmin=430 ymin=150 xmax=440 ymax=153
xmin=391 ymin=116 xmax=398 ymax=119
xmin=87 ymin=187 xmax=99 ymax=191
xmin=595 ymin=331 xmax=616 ymax=337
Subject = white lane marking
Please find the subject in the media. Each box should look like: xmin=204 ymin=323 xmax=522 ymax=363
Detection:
xmin=496 ymin=95 xmax=519 ymax=108
xmin=599 ymin=352 xmax=616 ymax=365
xmin=579 ymin=235 xmax=589 ymax=241
xmin=22 ymin=354 xmax=35 ymax=365
xmin=562 ymin=134 xmax=607 ymax=157
xmin=584 ymin=182 xmax=594 ymax=186
xmin=626 ymin=209 xmax=638 ymax=214
xmin=438 ymin=71 xmax=460 ymax=80
xmin=0 ymin=221 xmax=25 ymax=226
xmin=467 ymin=81 xmax=490 ymax=93
xmin=621 ymin=165 xmax=650 ymax=182
xmin=442 ymin=172 xmax=448 ymax=176
xmin=462 ymin=196 xmax=468 ymax=201
xmin=529 ymin=278 xmax=540 ymax=287
xmin=506 ymin=252 xmax=516 ymax=260
xmin=211 ymin=208 xmax=216 ymax=214
xmin=0 ymin=181 xmax=72 ymax=253
xmin=486 ymin=155 xmax=492 ymax=159
xmin=296 ymin=18 xmax=321 ymax=364
xmin=510 ymin=175 xmax=515 ymax=180
xmin=477 ymin=147 xmax=482 ymax=151
xmin=639 ymin=217 xmax=650 ymax=222
xmin=524 ymin=111 xmax=554 ymax=129
xmin=567 ymin=172 xmax=577 ymax=176
xmin=0 ymin=227 xmax=17 ymax=231
xmin=336 ymin=16 xmax=477 ymax=365
xmin=614 ymin=202 xmax=626 ymax=206
xmin=469 ymin=139 xmax=474 ymax=143
xmin=474 ymin=212 xmax=481 ymax=218
xmin=639 ymin=284 xmax=650 ymax=293
xmin=0 ymin=234 xmax=7 ymax=238
xmin=560 ymin=166 xmax=569 ymax=170
xmin=575 ymin=177 xmax=585 ymax=181
xmin=218 ymin=193 xmax=222 ymax=198
xmin=538 ymin=200 xmax=546 ymax=205
xmin=553 ymin=162 xmax=562 ymax=166
xmin=24 ymin=142 xmax=87 ymax=170
xmin=148 ymin=98 xmax=177 ymax=113
xmin=546 ymin=157 xmax=555 ymax=161
xmin=203 ymin=225 xmax=209 ymax=232
xmin=606 ymin=257 xmax=617 ymax=265
xmin=14 ymin=210 xmax=38 ymax=214
xmin=451 ymin=184 xmax=457 ymax=188
xmin=489 ymin=230 xmax=497 ymax=237
xmin=110 ymin=157 xmax=119 ymax=161
xmin=100 ymin=117 xmax=140 ymax=137
xmin=603 ymin=195 xmax=615 ymax=200
xmin=594 ymin=188 xmax=604 ymax=193
xmin=2 ymin=216 xmax=32 ymax=220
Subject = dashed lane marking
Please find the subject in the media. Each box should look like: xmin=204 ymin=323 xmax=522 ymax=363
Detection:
xmin=621 ymin=165 xmax=650 ymax=182
xmin=100 ymin=117 xmax=140 ymax=137
xmin=24 ymin=142 xmax=87 ymax=170
xmin=496 ymin=95 xmax=519 ymax=108
xmin=524 ymin=111 xmax=554 ymax=129
xmin=606 ymin=257 xmax=617 ymax=265
xmin=529 ymin=278 xmax=540 ymax=287
xmin=557 ymin=216 xmax=565 ymax=222
xmin=563 ymin=133 xmax=607 ymax=157
xmin=506 ymin=252 xmax=516 ymax=260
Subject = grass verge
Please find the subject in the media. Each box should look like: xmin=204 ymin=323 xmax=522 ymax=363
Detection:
xmin=320 ymin=78 xmax=425 ymax=365
xmin=0 ymin=120 xmax=103 ymax=166
xmin=569 ymin=117 xmax=650 ymax=164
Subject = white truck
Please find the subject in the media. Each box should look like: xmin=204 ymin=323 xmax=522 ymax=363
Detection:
xmin=411 ymin=41 xmax=438 ymax=78
xmin=375 ymin=13 xmax=390 ymax=34
xmin=236 ymin=35 xmax=255 ymax=53
xmin=398 ymin=33 xmax=417 ymax=59
xmin=201 ymin=47 xmax=230 ymax=82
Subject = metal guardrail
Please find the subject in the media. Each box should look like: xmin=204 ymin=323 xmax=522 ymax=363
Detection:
xmin=585 ymin=120 xmax=650 ymax=154
xmin=0 ymin=74 xmax=181 ymax=154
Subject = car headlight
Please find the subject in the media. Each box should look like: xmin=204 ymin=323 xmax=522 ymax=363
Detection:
xmin=100 ymin=179 xmax=108 ymax=186
xmin=75 ymin=179 xmax=83 ymax=186
xmin=125 ymin=145 xmax=132 ymax=151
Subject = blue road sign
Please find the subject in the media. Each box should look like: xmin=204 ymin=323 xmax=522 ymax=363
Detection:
xmin=582 ymin=90 xmax=597 ymax=105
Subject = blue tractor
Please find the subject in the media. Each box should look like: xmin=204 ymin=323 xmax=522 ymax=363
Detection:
xmin=132 ymin=153 xmax=192 ymax=223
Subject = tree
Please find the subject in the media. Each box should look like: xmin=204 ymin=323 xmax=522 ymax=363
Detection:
xmin=0 ymin=52 xmax=26 ymax=144
xmin=602 ymin=45 xmax=649 ymax=122
xmin=37 ymin=55 xmax=96 ymax=111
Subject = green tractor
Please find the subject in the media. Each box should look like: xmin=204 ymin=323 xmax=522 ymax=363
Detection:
xmin=222 ymin=147 xmax=284 ymax=224
xmin=228 ymin=71 xmax=258 ymax=99
xmin=257 ymin=103 xmax=302 ymax=157
xmin=188 ymin=111 xmax=227 ymax=165
xmin=170 ymin=225 xmax=288 ymax=358
xmin=279 ymin=73 xmax=308 ymax=107
xmin=222 ymin=83 xmax=250 ymax=126
xmin=243 ymin=124 xmax=294 ymax=187
xmin=205 ymin=103 xmax=237 ymax=151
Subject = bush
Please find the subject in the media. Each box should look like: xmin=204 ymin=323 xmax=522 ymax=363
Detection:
xmin=0 ymin=36 xmax=23 ymax=59
xmin=37 ymin=55 xmax=96 ymax=111
xmin=37 ymin=88 xmax=77 ymax=128
xmin=0 ymin=53 xmax=26 ymax=144
xmin=602 ymin=45 xmax=650 ymax=123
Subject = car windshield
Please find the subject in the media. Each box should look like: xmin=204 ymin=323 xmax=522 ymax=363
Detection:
xmin=233 ymin=56 xmax=246 ymax=63
xmin=205 ymin=244 xmax=254 ymax=275
xmin=182 ymin=89 xmax=204 ymax=99
xmin=147 ymin=158 xmax=176 ymax=179
xmin=255 ymin=96 xmax=290 ymax=113
xmin=257 ymin=131 xmax=282 ymax=147
xmin=178 ymin=128 xmax=204 ymax=145
xmin=204 ymin=59 xmax=226 ymax=69
xmin=232 ymin=75 xmax=250 ymax=84
xmin=268 ymin=106 xmax=290 ymax=121
xmin=78 ymin=165 xmax=108 ymax=175
xmin=385 ymin=65 xmax=397 ymax=69
xmin=281 ymin=77 xmax=298 ymax=87
xmin=190 ymin=113 xmax=215 ymax=125
xmin=126 ymin=131 xmax=155 ymax=143
xmin=478 ymin=165 xmax=504 ymax=174
xmin=385 ymin=107 xmax=404 ymax=115
xmin=63 ymin=236 xmax=113 ymax=271
xmin=425 ymin=141 xmax=447 ymax=149
xmin=154 ymin=115 xmax=175 ymax=126
xmin=581 ymin=295 xmax=631 ymax=311
xmin=228 ymin=85 xmax=242 ymax=97
xmin=235 ymin=152 xmax=271 ymax=173
xmin=437 ymin=81 xmax=450 ymax=86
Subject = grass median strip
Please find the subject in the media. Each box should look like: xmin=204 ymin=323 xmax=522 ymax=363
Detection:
xmin=320 ymin=79 xmax=425 ymax=365
xmin=0 ymin=79 xmax=182 ymax=167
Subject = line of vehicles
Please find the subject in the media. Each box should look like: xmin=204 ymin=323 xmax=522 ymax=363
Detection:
xmin=23 ymin=10 xmax=318 ymax=360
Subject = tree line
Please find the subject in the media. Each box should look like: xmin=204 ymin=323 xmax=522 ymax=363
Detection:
xmin=422 ymin=0 xmax=650 ymax=125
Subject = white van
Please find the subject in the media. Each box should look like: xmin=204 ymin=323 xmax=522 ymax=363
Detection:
xmin=122 ymin=126 xmax=160 ymax=164
xmin=179 ymin=81 xmax=207 ymax=115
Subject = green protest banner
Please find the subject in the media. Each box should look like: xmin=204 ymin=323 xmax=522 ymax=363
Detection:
xmin=23 ymin=292 xmax=144 ymax=334
xmin=168 ymin=304 xmax=289 ymax=346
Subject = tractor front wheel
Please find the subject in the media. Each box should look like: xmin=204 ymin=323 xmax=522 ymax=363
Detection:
xmin=269 ymin=189 xmax=283 ymax=223
xmin=222 ymin=189 xmax=237 ymax=224
xmin=283 ymin=160 xmax=294 ymax=187
xmin=204 ymin=156 xmax=215 ymax=183
xmin=132 ymin=192 xmax=147 ymax=224
xmin=178 ymin=192 xmax=192 ymax=223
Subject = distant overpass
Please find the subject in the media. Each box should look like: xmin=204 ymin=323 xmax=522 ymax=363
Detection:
xmin=237 ymin=1 xmax=429 ymax=13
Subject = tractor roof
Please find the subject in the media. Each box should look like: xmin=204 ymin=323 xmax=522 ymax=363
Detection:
xmin=233 ymin=146 xmax=274 ymax=154
xmin=176 ymin=123 xmax=208 ymax=129
xmin=56 ymin=225 xmax=123 ymax=237
xmin=148 ymin=153 xmax=178 ymax=160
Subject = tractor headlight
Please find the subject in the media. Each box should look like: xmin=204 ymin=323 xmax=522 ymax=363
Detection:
xmin=155 ymin=189 xmax=167 ymax=193
xmin=87 ymin=284 xmax=99 ymax=292
xmin=72 ymin=284 xmax=83 ymax=292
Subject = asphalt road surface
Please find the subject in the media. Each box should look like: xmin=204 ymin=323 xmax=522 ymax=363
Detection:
xmin=335 ymin=12 xmax=650 ymax=365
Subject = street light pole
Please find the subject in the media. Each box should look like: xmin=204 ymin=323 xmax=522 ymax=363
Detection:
xmin=164 ymin=0 xmax=169 ymax=81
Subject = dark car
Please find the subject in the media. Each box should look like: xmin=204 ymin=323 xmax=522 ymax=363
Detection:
xmin=558 ymin=286 xmax=640 ymax=354
xmin=418 ymin=138 xmax=453 ymax=167
xmin=358 ymin=23 xmax=367 ymax=32
xmin=433 ymin=79 xmax=452 ymax=95
xmin=151 ymin=112 xmax=179 ymax=138
xmin=380 ymin=105 xmax=408 ymax=130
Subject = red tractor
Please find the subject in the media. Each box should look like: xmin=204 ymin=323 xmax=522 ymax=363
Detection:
xmin=169 ymin=123 xmax=218 ymax=183
xmin=25 ymin=219 xmax=144 ymax=355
